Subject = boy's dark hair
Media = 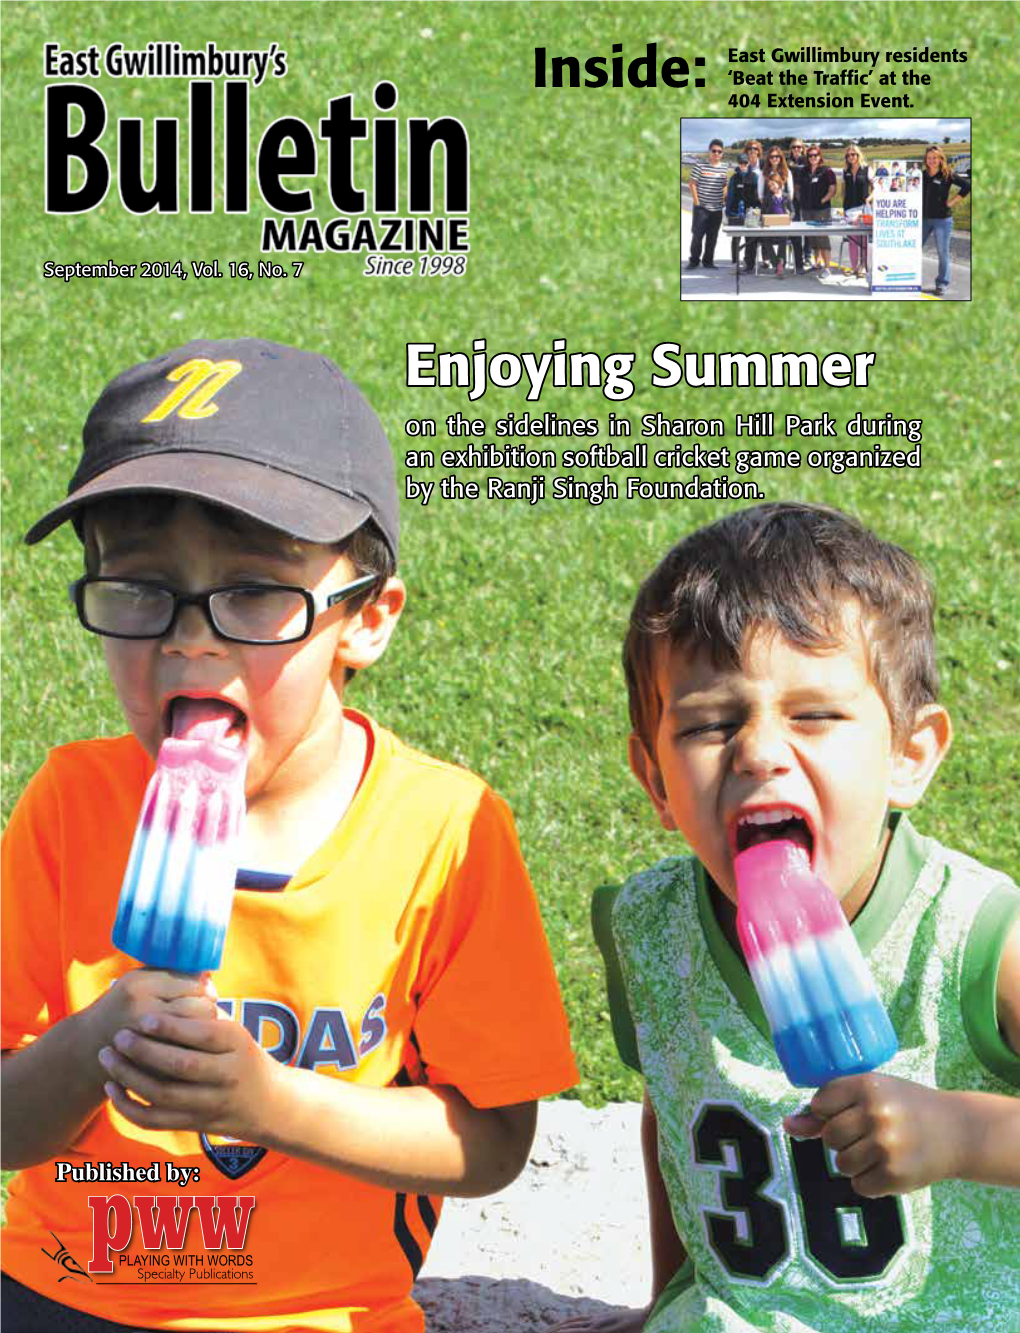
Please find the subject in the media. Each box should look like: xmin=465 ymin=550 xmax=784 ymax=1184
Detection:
xmin=623 ymin=502 xmax=938 ymax=750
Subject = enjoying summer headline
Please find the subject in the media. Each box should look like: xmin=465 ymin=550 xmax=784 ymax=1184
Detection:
xmin=406 ymin=342 xmax=878 ymax=401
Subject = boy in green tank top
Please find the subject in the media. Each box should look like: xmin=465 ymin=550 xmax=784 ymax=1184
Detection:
xmin=554 ymin=502 xmax=1019 ymax=1333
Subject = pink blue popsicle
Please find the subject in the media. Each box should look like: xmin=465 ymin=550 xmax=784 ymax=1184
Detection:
xmin=734 ymin=839 xmax=897 ymax=1087
xmin=112 ymin=700 xmax=247 ymax=973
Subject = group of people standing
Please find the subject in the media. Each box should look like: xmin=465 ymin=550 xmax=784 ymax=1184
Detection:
xmin=688 ymin=137 xmax=859 ymax=278
xmin=687 ymin=137 xmax=970 ymax=294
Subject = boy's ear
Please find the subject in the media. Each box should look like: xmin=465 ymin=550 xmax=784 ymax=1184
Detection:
xmin=888 ymin=703 xmax=952 ymax=809
xmin=628 ymin=733 xmax=677 ymax=831
xmin=335 ymin=577 xmax=406 ymax=670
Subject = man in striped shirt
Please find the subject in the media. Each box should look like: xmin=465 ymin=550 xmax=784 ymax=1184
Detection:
xmin=688 ymin=139 xmax=729 ymax=269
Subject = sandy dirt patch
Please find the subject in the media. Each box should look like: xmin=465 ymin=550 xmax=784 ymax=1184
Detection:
xmin=414 ymin=1100 xmax=648 ymax=1330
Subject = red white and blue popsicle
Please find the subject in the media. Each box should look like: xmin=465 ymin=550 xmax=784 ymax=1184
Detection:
xmin=112 ymin=699 xmax=247 ymax=973
xmin=734 ymin=839 xmax=897 ymax=1087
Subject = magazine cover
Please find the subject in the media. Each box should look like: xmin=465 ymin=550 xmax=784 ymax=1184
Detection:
xmin=3 ymin=4 xmax=1017 ymax=1332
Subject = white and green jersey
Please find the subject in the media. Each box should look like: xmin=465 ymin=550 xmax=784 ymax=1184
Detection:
xmin=599 ymin=816 xmax=1020 ymax=1332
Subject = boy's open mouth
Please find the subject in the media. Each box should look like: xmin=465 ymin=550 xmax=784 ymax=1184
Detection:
xmin=166 ymin=696 xmax=249 ymax=749
xmin=734 ymin=807 xmax=814 ymax=862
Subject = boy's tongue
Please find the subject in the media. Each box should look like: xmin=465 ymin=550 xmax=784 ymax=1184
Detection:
xmin=171 ymin=697 xmax=244 ymax=746
xmin=739 ymin=817 xmax=813 ymax=859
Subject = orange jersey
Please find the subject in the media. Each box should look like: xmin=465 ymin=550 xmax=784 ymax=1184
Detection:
xmin=1 ymin=711 xmax=578 ymax=1331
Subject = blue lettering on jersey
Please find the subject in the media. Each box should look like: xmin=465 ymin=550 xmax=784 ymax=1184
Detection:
xmin=216 ymin=996 xmax=389 ymax=1069
xmin=298 ymin=1007 xmax=360 ymax=1071
xmin=243 ymin=999 xmax=302 ymax=1063
xmin=359 ymin=992 xmax=388 ymax=1057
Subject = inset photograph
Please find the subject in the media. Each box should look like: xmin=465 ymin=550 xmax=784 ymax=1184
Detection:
xmin=681 ymin=118 xmax=970 ymax=302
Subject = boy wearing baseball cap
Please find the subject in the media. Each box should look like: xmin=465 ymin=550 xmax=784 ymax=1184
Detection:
xmin=1 ymin=339 xmax=578 ymax=1332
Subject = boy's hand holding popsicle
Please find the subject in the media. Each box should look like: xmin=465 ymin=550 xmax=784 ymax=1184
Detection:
xmin=98 ymin=986 xmax=278 ymax=1142
xmin=92 ymin=967 xmax=221 ymax=1039
xmin=783 ymin=1071 xmax=979 ymax=1198
xmin=737 ymin=838 xmax=1020 ymax=1197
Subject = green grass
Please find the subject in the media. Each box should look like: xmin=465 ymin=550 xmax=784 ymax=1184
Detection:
xmin=2 ymin=0 xmax=1016 ymax=1167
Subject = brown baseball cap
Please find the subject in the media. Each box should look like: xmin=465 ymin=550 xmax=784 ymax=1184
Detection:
xmin=25 ymin=338 xmax=399 ymax=561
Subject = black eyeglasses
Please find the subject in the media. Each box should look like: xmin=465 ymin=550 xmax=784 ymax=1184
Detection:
xmin=709 ymin=147 xmax=723 ymax=154
xmin=69 ymin=574 xmax=378 ymax=645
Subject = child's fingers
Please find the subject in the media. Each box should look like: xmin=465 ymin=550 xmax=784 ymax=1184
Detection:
xmin=808 ymin=1072 xmax=876 ymax=1119
xmin=99 ymin=1047 xmax=181 ymax=1106
xmin=782 ymin=1111 xmax=826 ymax=1139
xmin=103 ymin=1079 xmax=201 ymax=1132
xmin=831 ymin=1135 xmax=882 ymax=1182
xmin=134 ymin=1012 xmax=236 ymax=1052
xmin=162 ymin=995 xmax=221 ymax=1022
xmin=104 ymin=1029 xmax=227 ymax=1085
xmin=98 ymin=1044 xmax=223 ymax=1124
xmin=817 ymin=1106 xmax=871 ymax=1154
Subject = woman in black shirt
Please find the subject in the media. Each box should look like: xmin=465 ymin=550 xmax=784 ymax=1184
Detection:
xmin=801 ymin=145 xmax=837 ymax=269
xmin=921 ymin=145 xmax=970 ymax=296
xmin=842 ymin=144 xmax=872 ymax=278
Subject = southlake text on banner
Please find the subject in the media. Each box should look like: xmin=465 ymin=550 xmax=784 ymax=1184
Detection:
xmin=871 ymin=159 xmax=923 ymax=293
